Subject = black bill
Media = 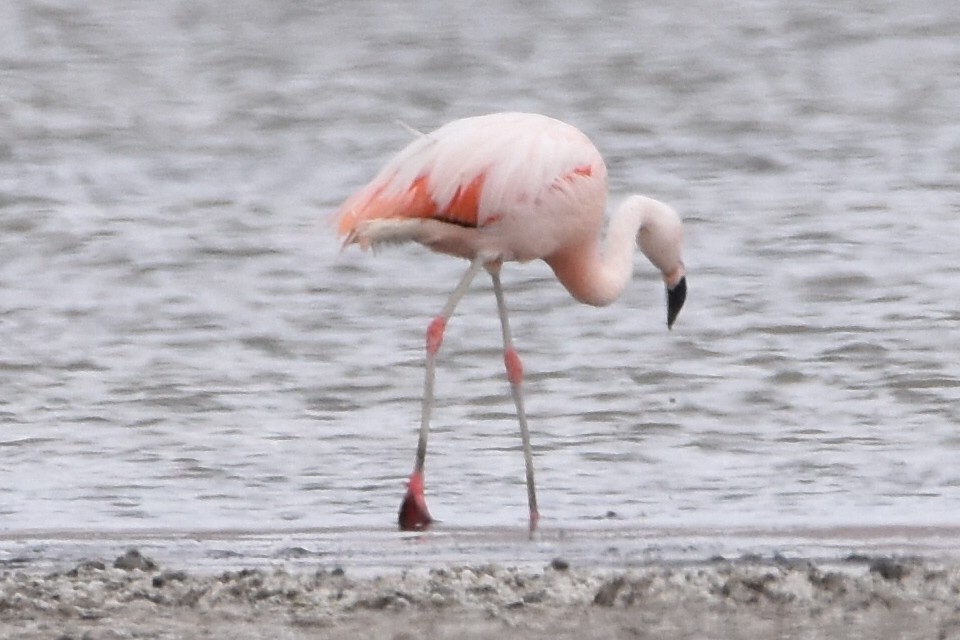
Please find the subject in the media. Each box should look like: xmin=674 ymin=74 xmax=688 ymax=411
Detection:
xmin=666 ymin=276 xmax=687 ymax=329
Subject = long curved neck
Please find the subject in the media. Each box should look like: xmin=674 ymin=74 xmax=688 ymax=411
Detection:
xmin=545 ymin=196 xmax=684 ymax=307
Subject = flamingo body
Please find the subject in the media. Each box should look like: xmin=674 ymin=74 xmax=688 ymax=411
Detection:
xmin=336 ymin=112 xmax=687 ymax=533
xmin=338 ymin=113 xmax=608 ymax=267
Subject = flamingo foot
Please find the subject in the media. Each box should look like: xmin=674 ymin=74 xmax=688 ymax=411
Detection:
xmin=398 ymin=469 xmax=433 ymax=531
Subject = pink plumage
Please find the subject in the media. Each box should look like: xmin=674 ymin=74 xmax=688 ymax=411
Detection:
xmin=336 ymin=112 xmax=687 ymax=534
xmin=337 ymin=113 xmax=607 ymax=264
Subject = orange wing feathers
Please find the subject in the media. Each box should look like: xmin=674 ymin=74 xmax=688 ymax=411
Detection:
xmin=442 ymin=173 xmax=485 ymax=227
xmin=336 ymin=171 xmax=486 ymax=239
xmin=336 ymin=113 xmax=606 ymax=246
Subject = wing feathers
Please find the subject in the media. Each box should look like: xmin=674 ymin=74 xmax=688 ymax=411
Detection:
xmin=337 ymin=113 xmax=604 ymax=244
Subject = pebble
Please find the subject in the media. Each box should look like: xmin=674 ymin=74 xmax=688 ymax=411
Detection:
xmin=113 ymin=549 xmax=158 ymax=572
xmin=869 ymin=557 xmax=909 ymax=581
xmin=550 ymin=558 xmax=570 ymax=572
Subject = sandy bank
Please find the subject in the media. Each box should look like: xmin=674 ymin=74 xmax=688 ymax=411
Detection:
xmin=3 ymin=549 xmax=960 ymax=639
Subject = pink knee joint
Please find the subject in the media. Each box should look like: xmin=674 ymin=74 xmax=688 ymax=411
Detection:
xmin=504 ymin=347 xmax=523 ymax=385
xmin=427 ymin=317 xmax=447 ymax=356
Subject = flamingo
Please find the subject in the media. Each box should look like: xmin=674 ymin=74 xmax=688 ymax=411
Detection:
xmin=336 ymin=112 xmax=686 ymax=535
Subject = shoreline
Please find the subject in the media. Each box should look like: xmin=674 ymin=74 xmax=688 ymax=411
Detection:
xmin=3 ymin=550 xmax=960 ymax=639
xmin=3 ymin=527 xmax=960 ymax=639
xmin=4 ymin=523 xmax=960 ymax=575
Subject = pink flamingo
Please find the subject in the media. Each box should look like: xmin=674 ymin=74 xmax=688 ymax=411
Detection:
xmin=337 ymin=112 xmax=686 ymax=535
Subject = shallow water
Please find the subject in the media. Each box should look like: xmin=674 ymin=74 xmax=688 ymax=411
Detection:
xmin=1 ymin=1 xmax=959 ymax=538
xmin=5 ymin=525 xmax=960 ymax=577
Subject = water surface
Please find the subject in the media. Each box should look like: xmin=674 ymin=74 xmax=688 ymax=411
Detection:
xmin=1 ymin=1 xmax=959 ymax=539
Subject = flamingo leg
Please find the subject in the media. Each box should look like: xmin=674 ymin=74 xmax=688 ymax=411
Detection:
xmin=399 ymin=256 xmax=485 ymax=531
xmin=488 ymin=266 xmax=540 ymax=536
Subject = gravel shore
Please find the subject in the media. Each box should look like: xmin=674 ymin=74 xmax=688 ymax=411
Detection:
xmin=3 ymin=549 xmax=960 ymax=639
